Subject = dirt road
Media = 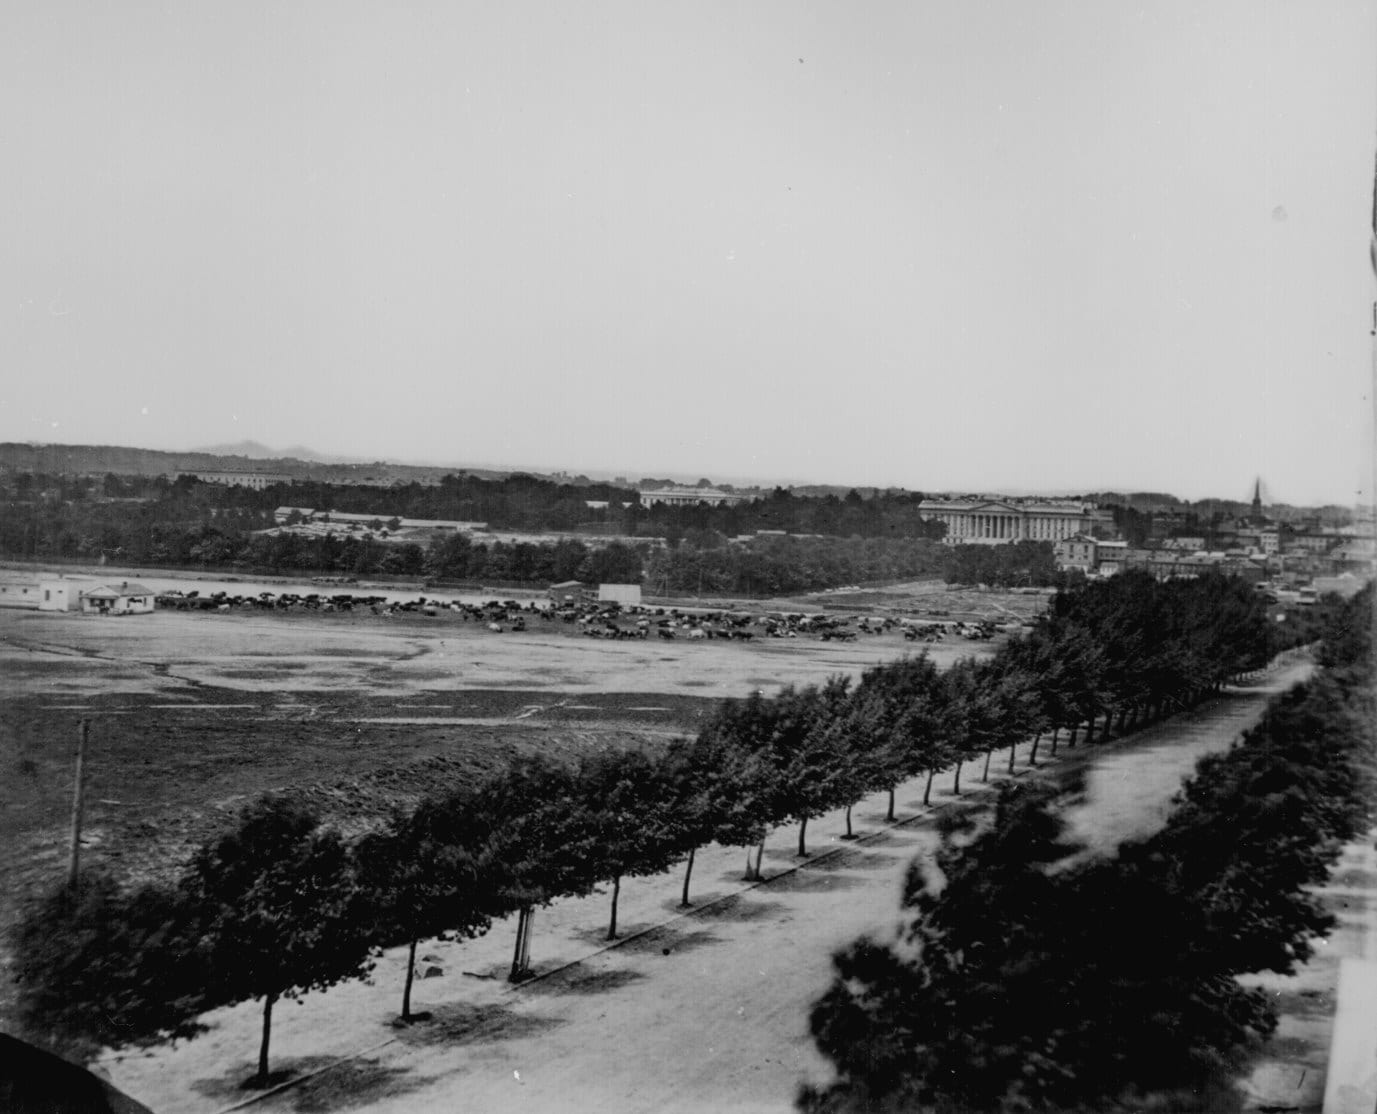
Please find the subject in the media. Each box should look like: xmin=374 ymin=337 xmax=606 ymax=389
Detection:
xmin=100 ymin=660 xmax=1315 ymax=1114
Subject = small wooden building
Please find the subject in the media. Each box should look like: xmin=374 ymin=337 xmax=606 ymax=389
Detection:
xmin=81 ymin=582 xmax=156 ymax=615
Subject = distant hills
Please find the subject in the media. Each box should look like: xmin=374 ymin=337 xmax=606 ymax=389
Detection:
xmin=192 ymin=440 xmax=363 ymax=465
xmin=0 ymin=440 xmax=1353 ymax=518
xmin=0 ymin=441 xmax=512 ymax=485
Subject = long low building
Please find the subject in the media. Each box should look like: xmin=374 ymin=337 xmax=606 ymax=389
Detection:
xmin=639 ymin=487 xmax=744 ymax=508
xmin=919 ymin=497 xmax=1104 ymax=545
xmin=177 ymin=470 xmax=293 ymax=490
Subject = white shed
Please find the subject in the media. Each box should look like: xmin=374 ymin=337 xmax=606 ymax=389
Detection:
xmin=598 ymin=583 xmax=642 ymax=606
xmin=39 ymin=579 xmax=88 ymax=611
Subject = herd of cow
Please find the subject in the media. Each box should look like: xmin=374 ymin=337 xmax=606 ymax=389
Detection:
xmin=153 ymin=589 xmax=1009 ymax=644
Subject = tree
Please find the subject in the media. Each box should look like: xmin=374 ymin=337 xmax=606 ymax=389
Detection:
xmin=353 ymin=789 xmax=501 ymax=1021
xmin=730 ymin=681 xmax=853 ymax=858
xmin=848 ymin=654 xmax=947 ymax=821
xmin=646 ymin=735 xmax=728 ymax=907
xmin=12 ymin=872 xmax=209 ymax=1062
xmin=802 ymin=780 xmax=1279 ymax=1113
xmin=185 ymin=796 xmax=374 ymax=1087
xmin=571 ymin=749 xmax=695 ymax=939
xmin=485 ymin=756 xmax=603 ymax=981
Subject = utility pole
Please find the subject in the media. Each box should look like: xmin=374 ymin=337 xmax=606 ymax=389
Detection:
xmin=67 ymin=719 xmax=89 ymax=889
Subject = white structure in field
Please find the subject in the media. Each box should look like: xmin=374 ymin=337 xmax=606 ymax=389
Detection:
xmin=0 ymin=581 xmax=40 ymax=609
xmin=39 ymin=579 xmax=88 ymax=611
xmin=598 ymin=583 xmax=643 ymax=605
xmin=919 ymin=497 xmax=1104 ymax=545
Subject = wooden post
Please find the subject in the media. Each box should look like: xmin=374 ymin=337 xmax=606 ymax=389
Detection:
xmin=67 ymin=719 xmax=88 ymax=889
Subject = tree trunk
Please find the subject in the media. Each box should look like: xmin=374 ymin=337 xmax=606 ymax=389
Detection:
xmin=952 ymin=759 xmax=963 ymax=796
xmin=256 ymin=991 xmax=276 ymax=1086
xmin=680 ymin=847 xmax=696 ymax=908
xmin=1085 ymin=715 xmax=1096 ymax=745
xmin=981 ymin=748 xmax=993 ymax=782
xmin=509 ymin=907 xmax=526 ymax=982
xmin=520 ymin=907 xmax=534 ymax=972
xmin=753 ymin=839 xmax=766 ymax=879
xmin=923 ymin=769 xmax=936 ymax=806
xmin=1008 ymin=736 xmax=1020 ymax=774
xmin=1067 ymin=726 xmax=1078 ymax=748
xmin=797 ymin=815 xmax=809 ymax=857
xmin=886 ymin=787 xmax=896 ymax=822
xmin=1049 ymin=726 xmax=1059 ymax=756
xmin=843 ymin=803 xmax=854 ymax=838
xmin=509 ymin=906 xmax=532 ymax=982
xmin=402 ymin=937 xmax=418 ymax=1021
xmin=606 ymin=874 xmax=621 ymax=941
xmin=743 ymin=846 xmax=756 ymax=881
xmin=1029 ymin=731 xmax=1040 ymax=765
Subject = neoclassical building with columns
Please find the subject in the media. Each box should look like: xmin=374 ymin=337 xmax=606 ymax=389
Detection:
xmin=918 ymin=497 xmax=1105 ymax=545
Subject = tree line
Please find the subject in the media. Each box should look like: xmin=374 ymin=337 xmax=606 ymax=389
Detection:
xmin=12 ymin=571 xmax=1322 ymax=1087
xmin=802 ymin=582 xmax=1374 ymax=1112
xmin=5 ymin=468 xmax=1080 ymax=592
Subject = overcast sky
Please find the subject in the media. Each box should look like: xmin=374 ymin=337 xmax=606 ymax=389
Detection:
xmin=3 ymin=1 xmax=1373 ymax=504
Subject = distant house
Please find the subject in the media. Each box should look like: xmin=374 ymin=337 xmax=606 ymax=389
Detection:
xmin=1094 ymin=539 xmax=1129 ymax=575
xmin=81 ymin=582 xmax=155 ymax=615
xmin=1054 ymin=533 xmax=1098 ymax=571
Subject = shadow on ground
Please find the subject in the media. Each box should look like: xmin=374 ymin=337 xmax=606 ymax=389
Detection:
xmin=389 ymin=1001 xmax=564 ymax=1047
xmin=762 ymin=867 xmax=868 ymax=894
xmin=797 ymin=847 xmax=903 ymax=873
xmin=190 ymin=1055 xmax=339 ymax=1104
xmin=693 ymin=894 xmax=787 ymax=922
xmin=616 ymin=923 xmax=721 ymax=956
xmin=522 ymin=964 xmax=646 ymax=997
xmin=288 ymin=1057 xmax=434 ymax=1112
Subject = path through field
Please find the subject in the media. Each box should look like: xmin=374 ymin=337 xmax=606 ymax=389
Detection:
xmin=101 ymin=659 xmax=1315 ymax=1114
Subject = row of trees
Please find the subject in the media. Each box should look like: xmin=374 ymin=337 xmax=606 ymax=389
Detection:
xmin=13 ymin=571 xmax=1303 ymax=1087
xmin=802 ymin=583 xmax=1374 ymax=1112
xmin=640 ymin=535 xmax=1072 ymax=596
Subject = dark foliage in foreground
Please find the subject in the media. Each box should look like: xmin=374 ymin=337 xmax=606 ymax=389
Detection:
xmin=801 ymin=585 xmax=1374 ymax=1113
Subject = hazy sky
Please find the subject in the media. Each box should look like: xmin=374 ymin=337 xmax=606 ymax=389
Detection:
xmin=3 ymin=1 xmax=1373 ymax=504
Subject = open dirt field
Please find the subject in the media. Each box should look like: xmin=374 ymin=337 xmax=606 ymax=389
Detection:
xmin=0 ymin=584 xmax=1004 ymax=1017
